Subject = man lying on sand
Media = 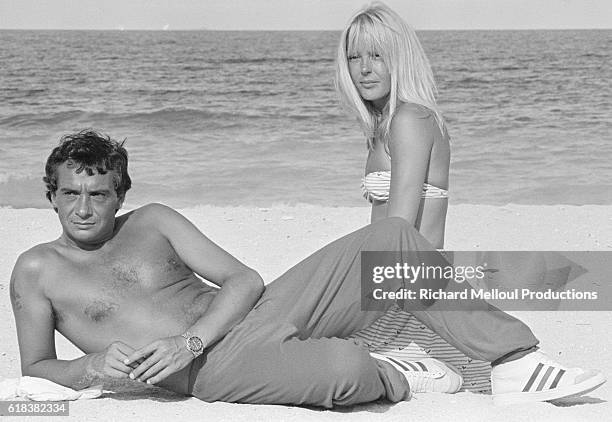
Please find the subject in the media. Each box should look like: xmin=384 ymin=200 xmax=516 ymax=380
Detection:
xmin=10 ymin=130 xmax=605 ymax=407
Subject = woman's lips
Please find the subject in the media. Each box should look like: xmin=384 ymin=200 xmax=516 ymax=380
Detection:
xmin=360 ymin=81 xmax=379 ymax=88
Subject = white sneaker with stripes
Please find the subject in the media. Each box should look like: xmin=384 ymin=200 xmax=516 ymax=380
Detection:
xmin=491 ymin=350 xmax=606 ymax=405
xmin=370 ymin=352 xmax=463 ymax=394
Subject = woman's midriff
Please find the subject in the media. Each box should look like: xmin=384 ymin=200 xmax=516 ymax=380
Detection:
xmin=370 ymin=198 xmax=447 ymax=248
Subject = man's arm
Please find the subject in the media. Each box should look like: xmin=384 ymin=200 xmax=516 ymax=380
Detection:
xmin=125 ymin=204 xmax=264 ymax=384
xmin=10 ymin=248 xmax=137 ymax=389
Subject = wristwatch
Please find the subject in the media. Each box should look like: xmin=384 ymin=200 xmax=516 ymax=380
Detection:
xmin=181 ymin=331 xmax=204 ymax=358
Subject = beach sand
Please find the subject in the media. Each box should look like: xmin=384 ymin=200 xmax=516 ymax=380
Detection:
xmin=1 ymin=204 xmax=610 ymax=421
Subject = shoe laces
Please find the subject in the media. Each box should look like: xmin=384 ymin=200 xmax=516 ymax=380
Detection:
xmin=405 ymin=367 xmax=438 ymax=392
xmin=532 ymin=350 xmax=568 ymax=371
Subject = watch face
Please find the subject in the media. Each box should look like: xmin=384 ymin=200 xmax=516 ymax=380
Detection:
xmin=187 ymin=336 xmax=203 ymax=352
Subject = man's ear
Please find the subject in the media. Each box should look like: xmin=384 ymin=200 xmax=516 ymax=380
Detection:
xmin=116 ymin=195 xmax=125 ymax=213
xmin=49 ymin=193 xmax=58 ymax=214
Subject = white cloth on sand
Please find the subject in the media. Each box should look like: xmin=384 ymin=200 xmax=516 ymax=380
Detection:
xmin=0 ymin=376 xmax=102 ymax=401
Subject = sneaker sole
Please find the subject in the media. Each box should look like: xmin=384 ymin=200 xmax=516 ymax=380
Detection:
xmin=493 ymin=373 xmax=606 ymax=406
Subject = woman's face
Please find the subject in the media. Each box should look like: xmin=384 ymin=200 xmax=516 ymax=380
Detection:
xmin=347 ymin=46 xmax=391 ymax=111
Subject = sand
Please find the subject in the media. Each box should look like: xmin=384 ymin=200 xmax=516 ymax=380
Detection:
xmin=1 ymin=204 xmax=610 ymax=421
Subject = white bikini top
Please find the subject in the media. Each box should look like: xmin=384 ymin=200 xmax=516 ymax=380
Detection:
xmin=361 ymin=171 xmax=448 ymax=203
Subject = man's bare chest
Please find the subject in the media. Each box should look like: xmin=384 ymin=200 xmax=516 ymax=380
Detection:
xmin=47 ymin=234 xmax=193 ymax=325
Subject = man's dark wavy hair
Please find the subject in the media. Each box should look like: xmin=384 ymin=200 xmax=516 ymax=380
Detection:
xmin=43 ymin=130 xmax=132 ymax=202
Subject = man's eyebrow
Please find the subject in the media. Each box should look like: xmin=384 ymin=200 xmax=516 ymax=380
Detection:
xmin=57 ymin=187 xmax=111 ymax=194
xmin=89 ymin=188 xmax=112 ymax=194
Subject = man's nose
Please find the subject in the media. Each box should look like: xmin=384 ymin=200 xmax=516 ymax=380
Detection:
xmin=75 ymin=194 xmax=93 ymax=219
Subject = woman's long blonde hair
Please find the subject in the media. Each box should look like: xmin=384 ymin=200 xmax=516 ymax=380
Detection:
xmin=335 ymin=2 xmax=446 ymax=151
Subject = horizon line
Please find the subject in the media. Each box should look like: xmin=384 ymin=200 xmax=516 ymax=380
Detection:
xmin=1 ymin=27 xmax=611 ymax=31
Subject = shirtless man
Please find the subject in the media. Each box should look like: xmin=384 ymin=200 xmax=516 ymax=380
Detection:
xmin=9 ymin=130 xmax=267 ymax=394
xmin=10 ymin=130 xmax=605 ymax=407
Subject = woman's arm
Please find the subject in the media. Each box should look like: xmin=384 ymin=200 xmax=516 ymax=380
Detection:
xmin=386 ymin=104 xmax=435 ymax=225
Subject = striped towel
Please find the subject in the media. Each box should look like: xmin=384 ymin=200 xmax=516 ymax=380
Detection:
xmin=350 ymin=305 xmax=491 ymax=393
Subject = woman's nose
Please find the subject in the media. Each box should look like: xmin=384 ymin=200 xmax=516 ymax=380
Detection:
xmin=360 ymin=57 xmax=372 ymax=74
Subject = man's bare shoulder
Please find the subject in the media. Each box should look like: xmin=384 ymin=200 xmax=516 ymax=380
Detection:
xmin=16 ymin=243 xmax=61 ymax=270
xmin=11 ymin=243 xmax=60 ymax=290
xmin=122 ymin=203 xmax=186 ymax=228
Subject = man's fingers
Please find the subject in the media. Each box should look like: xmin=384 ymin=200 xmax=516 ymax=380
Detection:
xmin=145 ymin=367 xmax=175 ymax=385
xmin=127 ymin=359 xmax=144 ymax=370
xmin=120 ymin=355 xmax=144 ymax=370
xmin=137 ymin=360 xmax=167 ymax=383
xmin=123 ymin=337 xmax=185 ymax=381
xmin=128 ymin=351 xmax=162 ymax=380
xmin=103 ymin=341 xmax=140 ymax=374
xmin=112 ymin=341 xmax=137 ymax=356
xmin=109 ymin=358 xmax=135 ymax=375
xmin=124 ymin=343 xmax=156 ymax=366
xmin=105 ymin=365 xmax=132 ymax=378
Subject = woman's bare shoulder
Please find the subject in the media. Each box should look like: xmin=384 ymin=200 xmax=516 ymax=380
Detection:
xmin=395 ymin=102 xmax=435 ymax=120
xmin=389 ymin=103 xmax=436 ymax=149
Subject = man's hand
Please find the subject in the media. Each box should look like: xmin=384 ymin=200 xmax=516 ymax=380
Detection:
xmin=124 ymin=336 xmax=195 ymax=385
xmin=87 ymin=341 xmax=141 ymax=379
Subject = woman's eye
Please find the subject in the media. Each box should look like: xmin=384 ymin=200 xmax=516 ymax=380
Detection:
xmin=348 ymin=55 xmax=360 ymax=61
xmin=371 ymin=53 xmax=382 ymax=60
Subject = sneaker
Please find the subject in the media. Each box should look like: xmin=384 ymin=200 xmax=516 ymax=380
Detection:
xmin=370 ymin=352 xmax=463 ymax=394
xmin=491 ymin=350 xmax=606 ymax=406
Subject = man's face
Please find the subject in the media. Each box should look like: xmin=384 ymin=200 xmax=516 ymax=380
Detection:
xmin=51 ymin=162 xmax=123 ymax=248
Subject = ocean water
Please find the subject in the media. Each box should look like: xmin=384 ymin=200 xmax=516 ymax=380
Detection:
xmin=1 ymin=29 xmax=610 ymax=208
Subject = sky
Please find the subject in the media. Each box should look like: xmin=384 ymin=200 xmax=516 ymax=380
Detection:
xmin=0 ymin=0 xmax=611 ymax=30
